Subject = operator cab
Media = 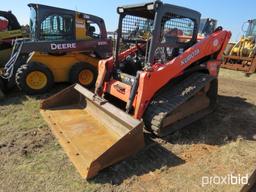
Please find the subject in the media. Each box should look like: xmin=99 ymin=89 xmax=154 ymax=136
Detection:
xmin=28 ymin=4 xmax=107 ymax=41
xmin=0 ymin=11 xmax=21 ymax=32
xmin=244 ymin=19 xmax=256 ymax=38
xmin=199 ymin=18 xmax=217 ymax=37
xmin=113 ymin=1 xmax=200 ymax=83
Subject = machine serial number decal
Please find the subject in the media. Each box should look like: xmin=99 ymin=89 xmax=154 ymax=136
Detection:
xmin=98 ymin=41 xmax=108 ymax=46
xmin=51 ymin=43 xmax=77 ymax=50
xmin=181 ymin=49 xmax=200 ymax=65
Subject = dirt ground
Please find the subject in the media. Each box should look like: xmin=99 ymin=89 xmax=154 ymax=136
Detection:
xmin=0 ymin=69 xmax=255 ymax=192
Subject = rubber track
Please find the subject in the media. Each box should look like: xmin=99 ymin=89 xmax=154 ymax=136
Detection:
xmin=143 ymin=73 xmax=215 ymax=136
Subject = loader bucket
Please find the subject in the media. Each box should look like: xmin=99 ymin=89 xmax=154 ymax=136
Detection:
xmin=40 ymin=84 xmax=144 ymax=179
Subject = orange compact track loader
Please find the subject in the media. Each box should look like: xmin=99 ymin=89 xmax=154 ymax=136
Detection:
xmin=41 ymin=1 xmax=231 ymax=179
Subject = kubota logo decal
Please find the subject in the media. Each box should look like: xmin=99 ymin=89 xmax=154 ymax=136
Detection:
xmin=51 ymin=43 xmax=77 ymax=50
xmin=181 ymin=49 xmax=200 ymax=65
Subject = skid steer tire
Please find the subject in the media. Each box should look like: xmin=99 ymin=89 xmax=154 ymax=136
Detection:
xmin=15 ymin=62 xmax=54 ymax=95
xmin=69 ymin=62 xmax=97 ymax=89
xmin=5 ymin=57 xmax=25 ymax=90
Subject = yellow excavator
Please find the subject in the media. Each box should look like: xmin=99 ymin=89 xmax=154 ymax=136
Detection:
xmin=222 ymin=19 xmax=256 ymax=75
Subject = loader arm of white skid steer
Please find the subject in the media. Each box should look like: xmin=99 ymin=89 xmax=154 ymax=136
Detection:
xmin=40 ymin=84 xmax=144 ymax=179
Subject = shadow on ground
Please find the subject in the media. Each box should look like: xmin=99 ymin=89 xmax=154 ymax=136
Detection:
xmin=92 ymin=95 xmax=256 ymax=184
xmin=93 ymin=137 xmax=185 ymax=185
xmin=163 ymin=95 xmax=256 ymax=145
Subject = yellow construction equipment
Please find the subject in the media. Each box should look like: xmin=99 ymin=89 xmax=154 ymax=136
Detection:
xmin=0 ymin=10 xmax=28 ymax=97
xmin=0 ymin=10 xmax=27 ymax=67
xmin=1 ymin=4 xmax=112 ymax=95
xmin=222 ymin=19 xmax=256 ymax=75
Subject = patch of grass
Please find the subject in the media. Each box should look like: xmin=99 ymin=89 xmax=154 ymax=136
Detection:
xmin=0 ymin=96 xmax=45 ymax=140
xmin=0 ymin=70 xmax=256 ymax=192
xmin=0 ymin=95 xmax=100 ymax=192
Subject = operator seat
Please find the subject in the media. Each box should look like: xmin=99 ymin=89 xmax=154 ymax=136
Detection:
xmin=88 ymin=26 xmax=96 ymax=38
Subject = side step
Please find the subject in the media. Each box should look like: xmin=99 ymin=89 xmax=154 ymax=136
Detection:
xmin=40 ymin=84 xmax=144 ymax=179
xmin=143 ymin=73 xmax=217 ymax=137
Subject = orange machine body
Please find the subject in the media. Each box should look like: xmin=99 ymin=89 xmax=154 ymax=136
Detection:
xmin=97 ymin=30 xmax=231 ymax=119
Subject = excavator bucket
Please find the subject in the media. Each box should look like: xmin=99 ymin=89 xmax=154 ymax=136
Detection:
xmin=40 ymin=84 xmax=144 ymax=179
